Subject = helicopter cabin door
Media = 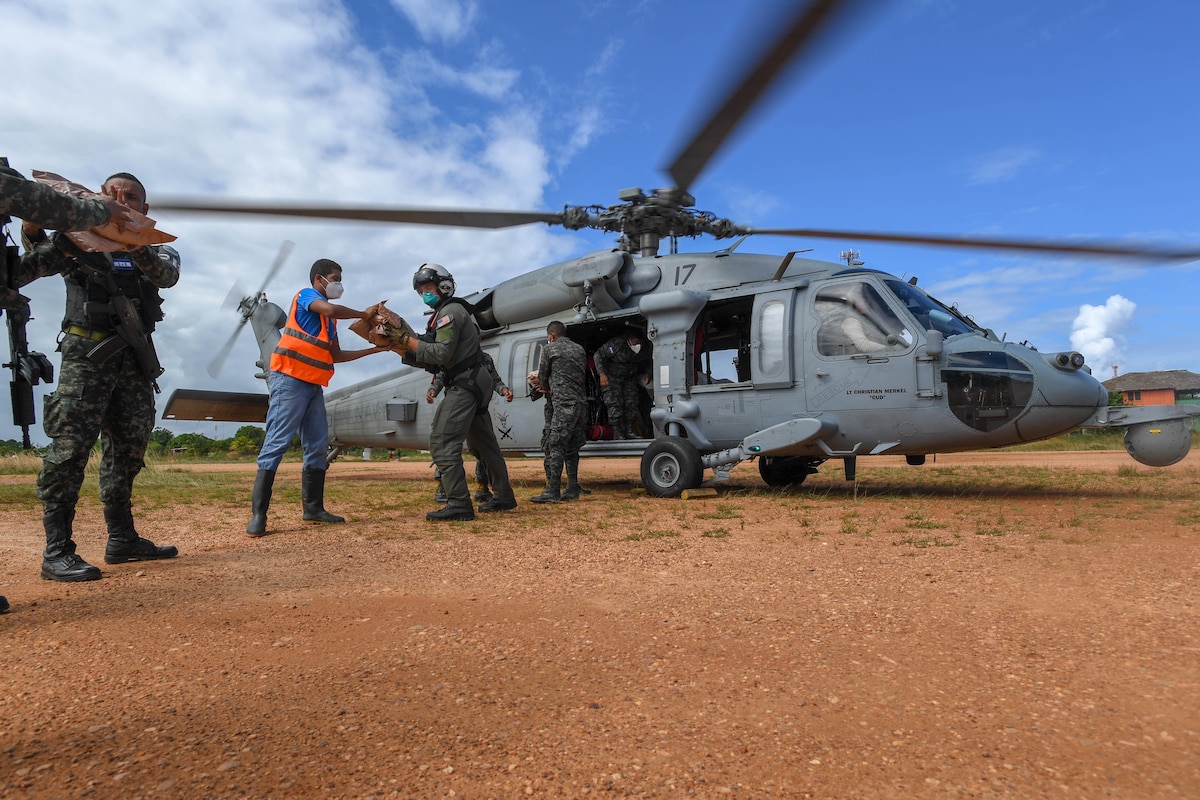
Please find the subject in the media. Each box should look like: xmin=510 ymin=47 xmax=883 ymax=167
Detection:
xmin=687 ymin=289 xmax=797 ymax=449
xmin=806 ymin=278 xmax=917 ymax=414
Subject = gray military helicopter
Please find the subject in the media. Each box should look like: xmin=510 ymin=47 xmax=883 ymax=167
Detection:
xmin=160 ymin=0 xmax=1200 ymax=496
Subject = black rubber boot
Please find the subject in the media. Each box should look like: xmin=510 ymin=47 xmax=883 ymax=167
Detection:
xmin=246 ymin=469 xmax=276 ymax=537
xmin=302 ymin=467 xmax=345 ymax=524
xmin=104 ymin=504 xmax=178 ymax=564
xmin=41 ymin=508 xmax=101 ymax=582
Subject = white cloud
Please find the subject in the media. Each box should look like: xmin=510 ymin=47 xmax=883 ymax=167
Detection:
xmin=1070 ymin=294 xmax=1136 ymax=371
xmin=389 ymin=0 xmax=478 ymax=43
xmin=0 ymin=0 xmax=579 ymax=443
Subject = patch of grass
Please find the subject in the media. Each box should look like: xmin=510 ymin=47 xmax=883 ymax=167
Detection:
xmin=624 ymin=529 xmax=681 ymax=541
xmin=903 ymin=511 xmax=947 ymax=530
xmin=695 ymin=503 xmax=742 ymax=520
xmin=701 ymin=527 xmax=731 ymax=539
xmin=895 ymin=535 xmax=957 ymax=548
xmin=1116 ymin=464 xmax=1141 ymax=479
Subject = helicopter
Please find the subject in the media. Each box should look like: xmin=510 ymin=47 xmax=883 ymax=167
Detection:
xmin=157 ymin=0 xmax=1200 ymax=497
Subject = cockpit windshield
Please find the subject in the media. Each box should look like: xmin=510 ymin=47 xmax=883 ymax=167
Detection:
xmin=884 ymin=280 xmax=977 ymax=338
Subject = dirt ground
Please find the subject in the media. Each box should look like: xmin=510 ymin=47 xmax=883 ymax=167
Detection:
xmin=1 ymin=450 xmax=1198 ymax=799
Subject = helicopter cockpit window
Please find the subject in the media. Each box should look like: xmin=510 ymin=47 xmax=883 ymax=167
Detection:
xmin=693 ymin=297 xmax=754 ymax=385
xmin=883 ymin=280 xmax=975 ymax=339
xmin=814 ymin=281 xmax=911 ymax=357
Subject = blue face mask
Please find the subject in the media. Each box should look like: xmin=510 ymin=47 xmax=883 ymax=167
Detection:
xmin=421 ymin=291 xmax=440 ymax=307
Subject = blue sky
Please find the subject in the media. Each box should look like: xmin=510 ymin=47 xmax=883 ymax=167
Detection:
xmin=3 ymin=0 xmax=1198 ymax=443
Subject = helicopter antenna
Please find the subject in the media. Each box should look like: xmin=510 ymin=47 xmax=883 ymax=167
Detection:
xmin=840 ymin=249 xmax=863 ymax=266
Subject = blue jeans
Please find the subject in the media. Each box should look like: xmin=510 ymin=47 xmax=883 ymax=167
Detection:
xmin=257 ymin=372 xmax=328 ymax=471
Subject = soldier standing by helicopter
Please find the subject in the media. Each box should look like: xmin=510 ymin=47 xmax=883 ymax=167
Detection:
xmin=1 ymin=160 xmax=144 ymax=607
xmin=594 ymin=326 xmax=652 ymax=439
xmin=14 ymin=172 xmax=181 ymax=582
xmin=390 ymin=263 xmax=517 ymax=521
xmin=530 ymin=320 xmax=588 ymax=503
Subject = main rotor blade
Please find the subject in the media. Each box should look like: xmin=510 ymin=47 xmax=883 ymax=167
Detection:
xmin=666 ymin=0 xmax=861 ymax=193
xmin=256 ymin=239 xmax=295 ymax=297
xmin=155 ymin=200 xmax=564 ymax=230
xmin=748 ymin=226 xmax=1200 ymax=262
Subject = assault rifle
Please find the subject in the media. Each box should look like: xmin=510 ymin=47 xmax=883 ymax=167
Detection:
xmin=1 ymin=162 xmax=56 ymax=448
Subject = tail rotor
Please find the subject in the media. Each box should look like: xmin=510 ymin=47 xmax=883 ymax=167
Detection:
xmin=206 ymin=240 xmax=294 ymax=378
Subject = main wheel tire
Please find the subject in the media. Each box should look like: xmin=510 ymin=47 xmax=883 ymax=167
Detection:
xmin=640 ymin=436 xmax=703 ymax=498
xmin=758 ymin=455 xmax=820 ymax=487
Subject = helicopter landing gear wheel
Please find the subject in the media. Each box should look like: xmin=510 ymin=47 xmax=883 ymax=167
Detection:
xmin=640 ymin=436 xmax=704 ymax=498
xmin=758 ymin=455 xmax=821 ymax=487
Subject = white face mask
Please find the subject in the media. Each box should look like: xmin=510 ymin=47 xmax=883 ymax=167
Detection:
xmin=628 ymin=342 xmax=642 ymax=354
xmin=323 ymin=280 xmax=345 ymax=300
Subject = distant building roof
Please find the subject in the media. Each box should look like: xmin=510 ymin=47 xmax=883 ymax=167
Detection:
xmin=1103 ymin=369 xmax=1200 ymax=392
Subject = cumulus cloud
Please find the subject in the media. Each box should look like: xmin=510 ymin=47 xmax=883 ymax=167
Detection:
xmin=0 ymin=0 xmax=582 ymax=442
xmin=1071 ymin=295 xmax=1136 ymax=372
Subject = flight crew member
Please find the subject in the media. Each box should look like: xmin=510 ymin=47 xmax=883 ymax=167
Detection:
xmin=14 ymin=172 xmax=180 ymax=582
xmin=594 ymin=327 xmax=652 ymax=439
xmin=246 ymin=259 xmax=386 ymax=536
xmin=1 ymin=161 xmax=142 ymax=603
xmin=390 ymin=262 xmax=516 ymax=521
xmin=530 ymin=320 xmax=588 ymax=503
xmin=426 ymin=348 xmax=513 ymax=503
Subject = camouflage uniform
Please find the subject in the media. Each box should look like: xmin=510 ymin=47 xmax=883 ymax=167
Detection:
xmin=1 ymin=160 xmax=115 ymax=600
xmin=593 ymin=334 xmax=652 ymax=439
xmin=15 ymin=232 xmax=179 ymax=576
xmin=405 ymin=298 xmax=514 ymax=516
xmin=429 ymin=350 xmax=508 ymax=500
xmin=0 ymin=162 xmax=112 ymax=232
xmin=535 ymin=335 xmax=587 ymax=499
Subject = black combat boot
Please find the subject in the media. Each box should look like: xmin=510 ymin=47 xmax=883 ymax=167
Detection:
xmin=0 ymin=595 xmax=9 ymax=614
xmin=473 ymin=484 xmax=493 ymax=503
xmin=561 ymin=461 xmax=585 ymax=501
xmin=41 ymin=508 xmax=101 ymax=582
xmin=302 ymin=467 xmax=345 ymax=524
xmin=104 ymin=504 xmax=178 ymax=564
xmin=530 ymin=479 xmax=561 ymax=504
xmin=426 ymin=504 xmax=475 ymax=522
xmin=246 ymin=469 xmax=276 ymax=537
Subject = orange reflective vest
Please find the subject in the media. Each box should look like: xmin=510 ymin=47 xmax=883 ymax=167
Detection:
xmin=270 ymin=292 xmax=335 ymax=386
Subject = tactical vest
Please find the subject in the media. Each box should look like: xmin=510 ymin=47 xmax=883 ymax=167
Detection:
xmin=270 ymin=292 xmax=335 ymax=386
xmin=62 ymin=251 xmax=166 ymax=332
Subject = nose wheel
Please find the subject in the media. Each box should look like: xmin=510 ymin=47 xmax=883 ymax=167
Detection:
xmin=640 ymin=436 xmax=703 ymax=497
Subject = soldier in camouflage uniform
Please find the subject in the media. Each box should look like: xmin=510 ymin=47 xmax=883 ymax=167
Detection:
xmin=593 ymin=327 xmax=652 ymax=439
xmin=0 ymin=160 xmax=129 ymax=233
xmin=427 ymin=349 xmax=513 ymax=503
xmin=531 ymin=321 xmax=587 ymax=503
xmin=13 ymin=173 xmax=179 ymax=582
xmin=2 ymin=160 xmax=137 ymax=607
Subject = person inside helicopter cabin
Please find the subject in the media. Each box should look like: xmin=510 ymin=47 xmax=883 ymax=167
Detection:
xmin=815 ymin=282 xmax=907 ymax=357
xmin=593 ymin=325 xmax=653 ymax=439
